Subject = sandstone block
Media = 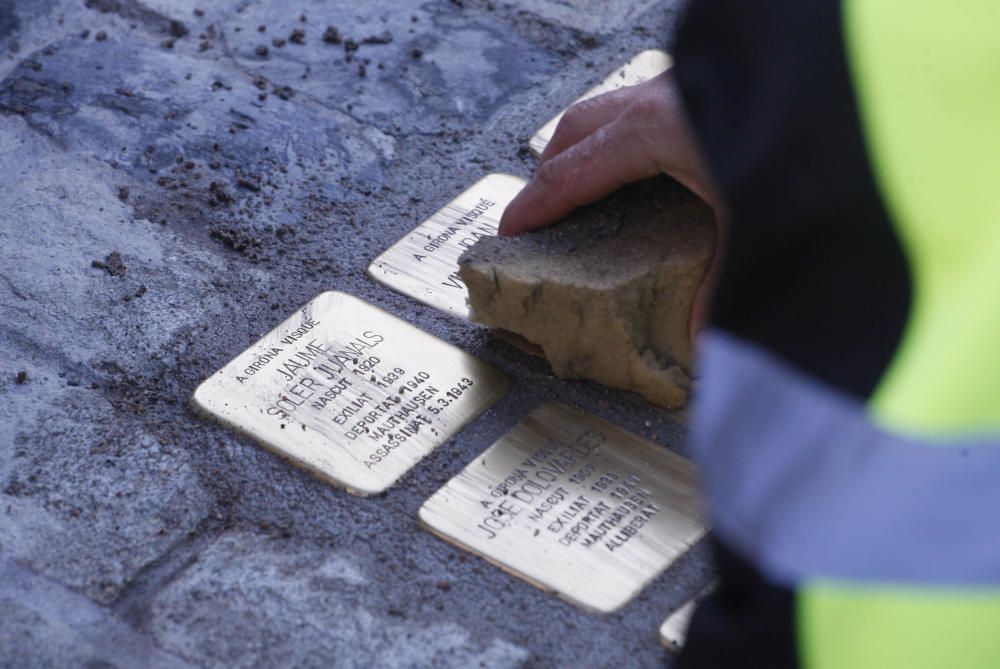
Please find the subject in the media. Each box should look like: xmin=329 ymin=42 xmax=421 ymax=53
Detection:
xmin=459 ymin=177 xmax=715 ymax=408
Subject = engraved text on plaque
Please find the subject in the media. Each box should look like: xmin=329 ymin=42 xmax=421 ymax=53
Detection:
xmin=419 ymin=402 xmax=706 ymax=613
xmin=192 ymin=291 xmax=509 ymax=496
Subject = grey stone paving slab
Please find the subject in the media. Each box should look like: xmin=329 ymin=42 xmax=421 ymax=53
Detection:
xmin=0 ymin=113 xmax=219 ymax=602
xmin=0 ymin=559 xmax=194 ymax=669
xmin=0 ymin=381 xmax=211 ymax=604
xmin=0 ymin=0 xmax=205 ymax=81
xmin=0 ymin=113 xmax=238 ymax=362
xmin=149 ymin=531 xmax=530 ymax=669
xmin=0 ymin=29 xmax=393 ymax=239
xmin=517 ymin=0 xmax=665 ymax=35
xmin=0 ymin=0 xmax=71 ymax=80
xmin=215 ymin=0 xmax=564 ymax=135
xmin=0 ymin=0 xmax=708 ymax=666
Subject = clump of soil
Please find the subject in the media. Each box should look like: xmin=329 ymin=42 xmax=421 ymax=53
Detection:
xmin=169 ymin=20 xmax=189 ymax=38
xmin=362 ymin=31 xmax=393 ymax=45
xmin=209 ymin=225 xmax=262 ymax=254
xmin=208 ymin=181 xmax=233 ymax=206
xmin=235 ymin=168 xmax=261 ymax=192
xmin=322 ymin=26 xmax=342 ymax=44
xmin=92 ymin=251 xmax=127 ymax=277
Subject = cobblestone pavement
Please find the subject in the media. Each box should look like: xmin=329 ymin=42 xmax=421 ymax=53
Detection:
xmin=0 ymin=1 xmax=713 ymax=667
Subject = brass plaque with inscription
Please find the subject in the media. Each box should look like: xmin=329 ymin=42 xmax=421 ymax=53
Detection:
xmin=368 ymin=174 xmax=526 ymax=319
xmin=191 ymin=291 xmax=509 ymax=496
xmin=529 ymin=49 xmax=673 ymax=157
xmin=659 ymin=581 xmax=716 ymax=652
xmin=659 ymin=599 xmax=698 ymax=653
xmin=419 ymin=402 xmax=707 ymax=613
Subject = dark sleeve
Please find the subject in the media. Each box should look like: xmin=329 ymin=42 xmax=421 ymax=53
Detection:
xmin=671 ymin=0 xmax=911 ymax=400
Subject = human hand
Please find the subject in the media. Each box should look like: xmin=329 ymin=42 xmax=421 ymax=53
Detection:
xmin=498 ymin=71 xmax=723 ymax=339
xmin=498 ymin=71 xmax=719 ymax=236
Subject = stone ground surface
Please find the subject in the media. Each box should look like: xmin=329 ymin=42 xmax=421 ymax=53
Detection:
xmin=0 ymin=1 xmax=713 ymax=667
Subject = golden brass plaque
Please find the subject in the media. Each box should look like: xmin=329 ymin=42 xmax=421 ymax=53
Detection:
xmin=191 ymin=291 xmax=509 ymax=496
xmin=419 ymin=402 xmax=707 ymax=613
xmin=368 ymin=174 xmax=527 ymax=319
xmin=659 ymin=599 xmax=698 ymax=652
xmin=659 ymin=581 xmax=717 ymax=653
xmin=529 ymin=49 xmax=673 ymax=157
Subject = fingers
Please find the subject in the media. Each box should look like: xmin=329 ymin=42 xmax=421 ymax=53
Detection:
xmin=499 ymin=104 xmax=664 ymax=236
xmin=539 ymin=84 xmax=641 ymax=164
xmin=500 ymin=71 xmax=720 ymax=236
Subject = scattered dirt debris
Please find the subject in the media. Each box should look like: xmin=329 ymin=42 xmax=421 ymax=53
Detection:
xmin=289 ymin=28 xmax=306 ymax=45
xmin=95 ymin=31 xmax=108 ymax=42
xmin=208 ymin=181 xmax=234 ymax=206
xmin=322 ymin=26 xmax=342 ymax=44
xmin=362 ymin=31 xmax=393 ymax=45
xmin=210 ymin=225 xmax=262 ymax=255
xmin=169 ymin=20 xmax=189 ymax=38
xmin=15 ymin=371 xmax=28 ymax=384
xmin=91 ymin=251 xmax=127 ymax=277
xmin=235 ymin=168 xmax=262 ymax=192
xmin=118 ymin=186 xmax=130 ymax=202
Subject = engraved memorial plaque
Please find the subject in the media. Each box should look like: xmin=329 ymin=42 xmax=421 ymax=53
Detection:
xmin=529 ymin=49 xmax=673 ymax=157
xmin=368 ymin=173 xmax=526 ymax=319
xmin=419 ymin=402 xmax=707 ymax=613
xmin=191 ymin=291 xmax=509 ymax=496
xmin=659 ymin=581 xmax=716 ymax=652
xmin=659 ymin=599 xmax=697 ymax=652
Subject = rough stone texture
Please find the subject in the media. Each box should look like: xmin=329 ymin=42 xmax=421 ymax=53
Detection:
xmin=0 ymin=1 xmax=712 ymax=667
xmin=0 ymin=387 xmax=211 ymax=604
xmin=520 ymin=0 xmax=666 ymax=35
xmin=0 ymin=559 xmax=194 ymax=668
xmin=150 ymin=531 xmax=529 ymax=669
xmin=215 ymin=1 xmax=565 ymax=135
xmin=0 ymin=113 xmax=217 ymax=603
xmin=460 ymin=177 xmax=715 ymax=408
